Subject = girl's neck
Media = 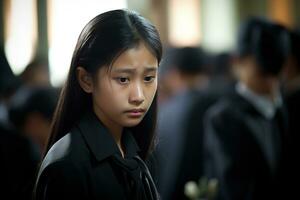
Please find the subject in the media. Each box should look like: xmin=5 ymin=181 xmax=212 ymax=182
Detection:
xmin=109 ymin=125 xmax=125 ymax=158
xmin=93 ymin=107 xmax=125 ymax=158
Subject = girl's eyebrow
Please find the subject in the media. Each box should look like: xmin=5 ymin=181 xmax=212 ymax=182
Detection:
xmin=145 ymin=67 xmax=158 ymax=72
xmin=113 ymin=67 xmax=158 ymax=74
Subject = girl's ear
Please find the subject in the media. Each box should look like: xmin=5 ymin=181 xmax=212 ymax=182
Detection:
xmin=77 ymin=67 xmax=93 ymax=93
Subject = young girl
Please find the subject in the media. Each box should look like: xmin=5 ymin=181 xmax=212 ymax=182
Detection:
xmin=34 ymin=9 xmax=162 ymax=200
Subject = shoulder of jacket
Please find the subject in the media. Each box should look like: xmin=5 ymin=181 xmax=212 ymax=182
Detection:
xmin=206 ymin=98 xmax=232 ymax=117
xmin=36 ymin=133 xmax=72 ymax=181
xmin=204 ymin=97 xmax=245 ymax=130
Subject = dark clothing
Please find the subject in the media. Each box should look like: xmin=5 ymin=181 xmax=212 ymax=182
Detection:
xmin=156 ymin=89 xmax=203 ymax=200
xmin=156 ymin=88 xmax=222 ymax=200
xmin=35 ymin=112 xmax=159 ymax=200
xmin=203 ymin=91 xmax=288 ymax=200
xmin=284 ymin=87 xmax=300 ymax=198
xmin=285 ymin=88 xmax=300 ymax=154
xmin=0 ymin=124 xmax=40 ymax=200
xmin=157 ymin=83 xmax=234 ymax=200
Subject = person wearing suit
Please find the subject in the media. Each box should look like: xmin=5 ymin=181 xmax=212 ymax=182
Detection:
xmin=34 ymin=9 xmax=162 ymax=200
xmin=203 ymin=17 xmax=290 ymax=200
xmin=155 ymin=46 xmax=211 ymax=200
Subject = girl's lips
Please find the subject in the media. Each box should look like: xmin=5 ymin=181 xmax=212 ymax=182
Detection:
xmin=125 ymin=108 xmax=146 ymax=113
xmin=125 ymin=109 xmax=146 ymax=117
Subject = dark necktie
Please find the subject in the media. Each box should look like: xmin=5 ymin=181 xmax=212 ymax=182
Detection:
xmin=111 ymin=154 xmax=160 ymax=200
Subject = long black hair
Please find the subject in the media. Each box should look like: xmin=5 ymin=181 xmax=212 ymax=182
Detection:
xmin=46 ymin=9 xmax=162 ymax=159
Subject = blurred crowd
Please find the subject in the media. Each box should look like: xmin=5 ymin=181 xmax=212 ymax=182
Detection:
xmin=155 ymin=17 xmax=300 ymax=200
xmin=0 ymin=49 xmax=59 ymax=199
xmin=1 ymin=16 xmax=300 ymax=200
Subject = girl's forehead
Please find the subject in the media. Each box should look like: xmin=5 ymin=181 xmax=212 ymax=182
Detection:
xmin=110 ymin=45 xmax=158 ymax=71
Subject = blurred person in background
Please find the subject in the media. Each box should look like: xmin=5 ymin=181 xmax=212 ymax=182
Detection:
xmin=208 ymin=52 xmax=236 ymax=95
xmin=8 ymin=86 xmax=59 ymax=155
xmin=0 ymin=48 xmax=40 ymax=199
xmin=181 ymin=51 xmax=237 ymax=200
xmin=0 ymin=48 xmax=21 ymax=125
xmin=158 ymin=47 xmax=210 ymax=104
xmin=157 ymin=47 xmax=181 ymax=103
xmin=202 ymin=17 xmax=290 ymax=200
xmin=156 ymin=46 xmax=211 ymax=200
xmin=20 ymin=59 xmax=50 ymax=87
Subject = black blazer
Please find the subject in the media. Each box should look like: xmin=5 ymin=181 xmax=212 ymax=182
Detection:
xmin=34 ymin=112 xmax=159 ymax=200
xmin=203 ymin=91 xmax=288 ymax=200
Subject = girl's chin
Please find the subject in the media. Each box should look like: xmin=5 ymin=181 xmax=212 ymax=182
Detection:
xmin=122 ymin=118 xmax=143 ymax=127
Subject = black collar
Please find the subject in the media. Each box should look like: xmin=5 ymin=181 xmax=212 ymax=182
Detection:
xmin=77 ymin=111 xmax=140 ymax=162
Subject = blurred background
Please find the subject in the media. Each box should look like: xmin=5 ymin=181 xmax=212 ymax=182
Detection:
xmin=0 ymin=0 xmax=299 ymax=87
xmin=1 ymin=1 xmax=300 ymax=200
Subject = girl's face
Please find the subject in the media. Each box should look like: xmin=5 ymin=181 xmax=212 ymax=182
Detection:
xmin=91 ymin=43 xmax=158 ymax=130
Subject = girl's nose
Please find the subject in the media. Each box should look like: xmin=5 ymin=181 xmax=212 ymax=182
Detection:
xmin=129 ymin=83 xmax=145 ymax=105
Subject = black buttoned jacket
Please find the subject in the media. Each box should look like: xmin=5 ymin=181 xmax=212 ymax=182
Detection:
xmin=34 ymin=112 xmax=158 ymax=200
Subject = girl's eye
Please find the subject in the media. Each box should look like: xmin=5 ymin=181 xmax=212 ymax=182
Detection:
xmin=116 ymin=77 xmax=129 ymax=84
xmin=144 ymin=76 xmax=155 ymax=82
